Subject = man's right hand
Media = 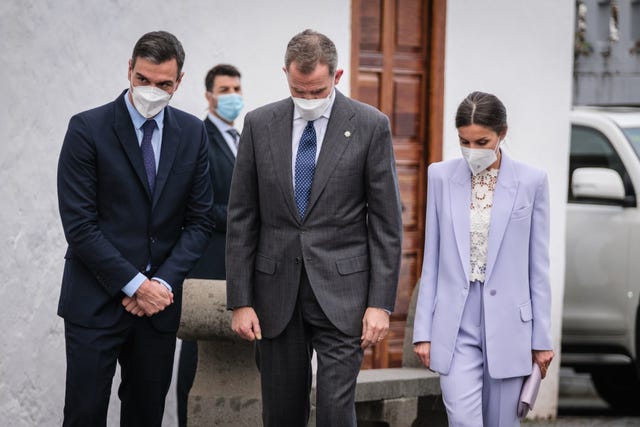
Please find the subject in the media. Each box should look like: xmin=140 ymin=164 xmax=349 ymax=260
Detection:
xmin=135 ymin=279 xmax=173 ymax=316
xmin=231 ymin=307 xmax=262 ymax=341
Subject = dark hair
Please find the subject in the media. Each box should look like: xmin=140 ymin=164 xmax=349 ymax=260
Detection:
xmin=455 ymin=91 xmax=507 ymax=135
xmin=285 ymin=29 xmax=338 ymax=75
xmin=205 ymin=64 xmax=242 ymax=92
xmin=131 ymin=31 xmax=185 ymax=77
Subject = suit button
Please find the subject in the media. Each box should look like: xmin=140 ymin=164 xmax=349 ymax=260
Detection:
xmin=150 ymin=237 xmax=157 ymax=244
xmin=295 ymin=257 xmax=302 ymax=264
xmin=490 ymin=289 xmax=497 ymax=296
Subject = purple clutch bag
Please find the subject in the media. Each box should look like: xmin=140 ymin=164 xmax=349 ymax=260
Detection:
xmin=517 ymin=362 xmax=542 ymax=419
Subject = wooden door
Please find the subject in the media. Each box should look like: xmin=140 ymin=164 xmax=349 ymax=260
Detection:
xmin=351 ymin=0 xmax=446 ymax=368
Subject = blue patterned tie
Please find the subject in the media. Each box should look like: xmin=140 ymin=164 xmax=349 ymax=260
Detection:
xmin=141 ymin=119 xmax=157 ymax=193
xmin=294 ymin=121 xmax=317 ymax=219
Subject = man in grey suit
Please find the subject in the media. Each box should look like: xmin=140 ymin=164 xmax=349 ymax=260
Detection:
xmin=226 ymin=29 xmax=403 ymax=426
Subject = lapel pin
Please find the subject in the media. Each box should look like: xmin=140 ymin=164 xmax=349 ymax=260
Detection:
xmin=344 ymin=131 xmax=351 ymax=138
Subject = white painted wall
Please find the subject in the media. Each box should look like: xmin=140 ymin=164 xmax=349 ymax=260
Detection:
xmin=0 ymin=1 xmax=349 ymax=426
xmin=443 ymin=0 xmax=575 ymax=418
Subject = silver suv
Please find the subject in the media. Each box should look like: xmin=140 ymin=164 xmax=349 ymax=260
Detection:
xmin=563 ymin=106 xmax=640 ymax=412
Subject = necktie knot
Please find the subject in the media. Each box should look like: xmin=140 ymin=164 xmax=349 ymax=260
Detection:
xmin=227 ymin=128 xmax=240 ymax=147
xmin=142 ymin=119 xmax=156 ymax=134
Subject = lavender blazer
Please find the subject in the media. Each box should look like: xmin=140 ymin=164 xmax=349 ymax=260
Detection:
xmin=413 ymin=152 xmax=553 ymax=379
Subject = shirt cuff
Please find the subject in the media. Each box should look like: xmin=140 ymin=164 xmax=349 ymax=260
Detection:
xmin=122 ymin=272 xmax=147 ymax=297
xmin=152 ymin=277 xmax=173 ymax=292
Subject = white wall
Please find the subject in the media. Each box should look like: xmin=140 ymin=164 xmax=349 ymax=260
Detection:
xmin=443 ymin=0 xmax=575 ymax=418
xmin=0 ymin=1 xmax=349 ymax=425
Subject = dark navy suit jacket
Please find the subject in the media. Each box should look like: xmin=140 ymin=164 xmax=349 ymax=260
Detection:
xmin=188 ymin=117 xmax=235 ymax=279
xmin=57 ymin=91 xmax=214 ymax=332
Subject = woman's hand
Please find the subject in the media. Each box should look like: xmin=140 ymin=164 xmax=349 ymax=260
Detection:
xmin=533 ymin=350 xmax=554 ymax=379
xmin=414 ymin=341 xmax=431 ymax=369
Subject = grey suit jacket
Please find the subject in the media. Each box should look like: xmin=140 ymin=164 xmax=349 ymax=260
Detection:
xmin=226 ymin=90 xmax=403 ymax=337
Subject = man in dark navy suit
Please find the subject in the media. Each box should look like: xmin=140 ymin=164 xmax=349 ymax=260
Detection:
xmin=57 ymin=31 xmax=214 ymax=427
xmin=177 ymin=64 xmax=243 ymax=427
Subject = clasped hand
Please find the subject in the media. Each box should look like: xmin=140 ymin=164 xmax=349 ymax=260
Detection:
xmin=122 ymin=279 xmax=174 ymax=317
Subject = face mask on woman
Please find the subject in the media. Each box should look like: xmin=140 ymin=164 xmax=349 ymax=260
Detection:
xmin=460 ymin=141 xmax=500 ymax=175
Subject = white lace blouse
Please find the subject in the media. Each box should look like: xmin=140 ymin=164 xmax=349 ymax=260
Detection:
xmin=469 ymin=168 xmax=499 ymax=282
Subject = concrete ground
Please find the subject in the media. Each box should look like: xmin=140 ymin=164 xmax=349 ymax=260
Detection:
xmin=525 ymin=368 xmax=640 ymax=426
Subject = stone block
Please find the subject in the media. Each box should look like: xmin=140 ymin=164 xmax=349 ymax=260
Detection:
xmin=178 ymin=279 xmax=261 ymax=426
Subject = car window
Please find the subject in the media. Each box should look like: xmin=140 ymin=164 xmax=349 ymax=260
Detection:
xmin=624 ymin=127 xmax=640 ymax=157
xmin=568 ymin=124 xmax=635 ymax=204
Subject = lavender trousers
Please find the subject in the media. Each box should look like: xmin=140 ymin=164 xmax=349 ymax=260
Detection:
xmin=439 ymin=281 xmax=525 ymax=427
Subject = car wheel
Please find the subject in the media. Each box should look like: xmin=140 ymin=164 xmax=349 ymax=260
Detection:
xmin=591 ymin=365 xmax=640 ymax=414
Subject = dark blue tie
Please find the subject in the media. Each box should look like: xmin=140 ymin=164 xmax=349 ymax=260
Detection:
xmin=294 ymin=121 xmax=317 ymax=219
xmin=141 ymin=120 xmax=157 ymax=193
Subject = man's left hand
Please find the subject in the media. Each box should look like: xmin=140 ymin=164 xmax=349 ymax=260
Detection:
xmin=361 ymin=307 xmax=390 ymax=349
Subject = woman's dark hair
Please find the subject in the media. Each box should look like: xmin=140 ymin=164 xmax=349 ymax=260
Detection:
xmin=131 ymin=31 xmax=185 ymax=78
xmin=455 ymin=91 xmax=507 ymax=135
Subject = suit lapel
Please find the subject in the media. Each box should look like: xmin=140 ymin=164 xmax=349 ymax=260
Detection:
xmin=205 ymin=118 xmax=235 ymax=166
xmin=113 ymin=93 xmax=152 ymax=199
xmin=484 ymin=152 xmax=518 ymax=283
xmin=153 ymin=106 xmax=181 ymax=208
xmin=266 ymin=100 xmax=299 ymax=222
xmin=449 ymin=160 xmax=471 ymax=282
xmin=305 ymin=92 xmax=355 ymax=219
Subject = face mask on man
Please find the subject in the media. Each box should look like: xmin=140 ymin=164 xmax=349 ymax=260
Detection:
xmin=292 ymin=89 xmax=333 ymax=121
xmin=215 ymin=93 xmax=244 ymax=122
xmin=460 ymin=141 xmax=501 ymax=175
xmin=131 ymin=84 xmax=172 ymax=118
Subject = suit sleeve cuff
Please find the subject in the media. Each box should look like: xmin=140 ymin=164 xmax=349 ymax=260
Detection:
xmin=122 ymin=272 xmax=147 ymax=297
xmin=152 ymin=277 xmax=173 ymax=292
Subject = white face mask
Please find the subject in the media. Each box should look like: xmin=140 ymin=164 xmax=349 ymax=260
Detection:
xmin=460 ymin=143 xmax=500 ymax=175
xmin=292 ymin=90 xmax=332 ymax=121
xmin=131 ymin=84 xmax=172 ymax=118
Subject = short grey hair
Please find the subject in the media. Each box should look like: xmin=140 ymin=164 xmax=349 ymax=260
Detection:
xmin=284 ymin=29 xmax=338 ymax=76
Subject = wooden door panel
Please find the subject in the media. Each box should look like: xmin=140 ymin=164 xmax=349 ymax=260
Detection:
xmin=360 ymin=0 xmax=384 ymax=52
xmin=393 ymin=75 xmax=422 ymax=138
xmin=396 ymin=0 xmax=426 ymax=53
xmin=397 ymin=166 xmax=419 ymax=228
xmin=356 ymin=73 xmax=382 ymax=109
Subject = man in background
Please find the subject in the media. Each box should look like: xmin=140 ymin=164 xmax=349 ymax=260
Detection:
xmin=57 ymin=31 xmax=213 ymax=426
xmin=177 ymin=63 xmax=243 ymax=427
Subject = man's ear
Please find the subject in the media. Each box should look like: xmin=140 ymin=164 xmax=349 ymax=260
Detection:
xmin=333 ymin=68 xmax=344 ymax=85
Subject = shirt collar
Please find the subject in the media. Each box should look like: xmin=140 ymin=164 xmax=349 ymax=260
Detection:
xmin=124 ymin=89 xmax=165 ymax=131
xmin=293 ymin=88 xmax=336 ymax=121
xmin=207 ymin=111 xmax=235 ymax=132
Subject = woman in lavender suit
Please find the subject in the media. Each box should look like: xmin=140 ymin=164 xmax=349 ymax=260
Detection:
xmin=413 ymin=92 xmax=554 ymax=426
